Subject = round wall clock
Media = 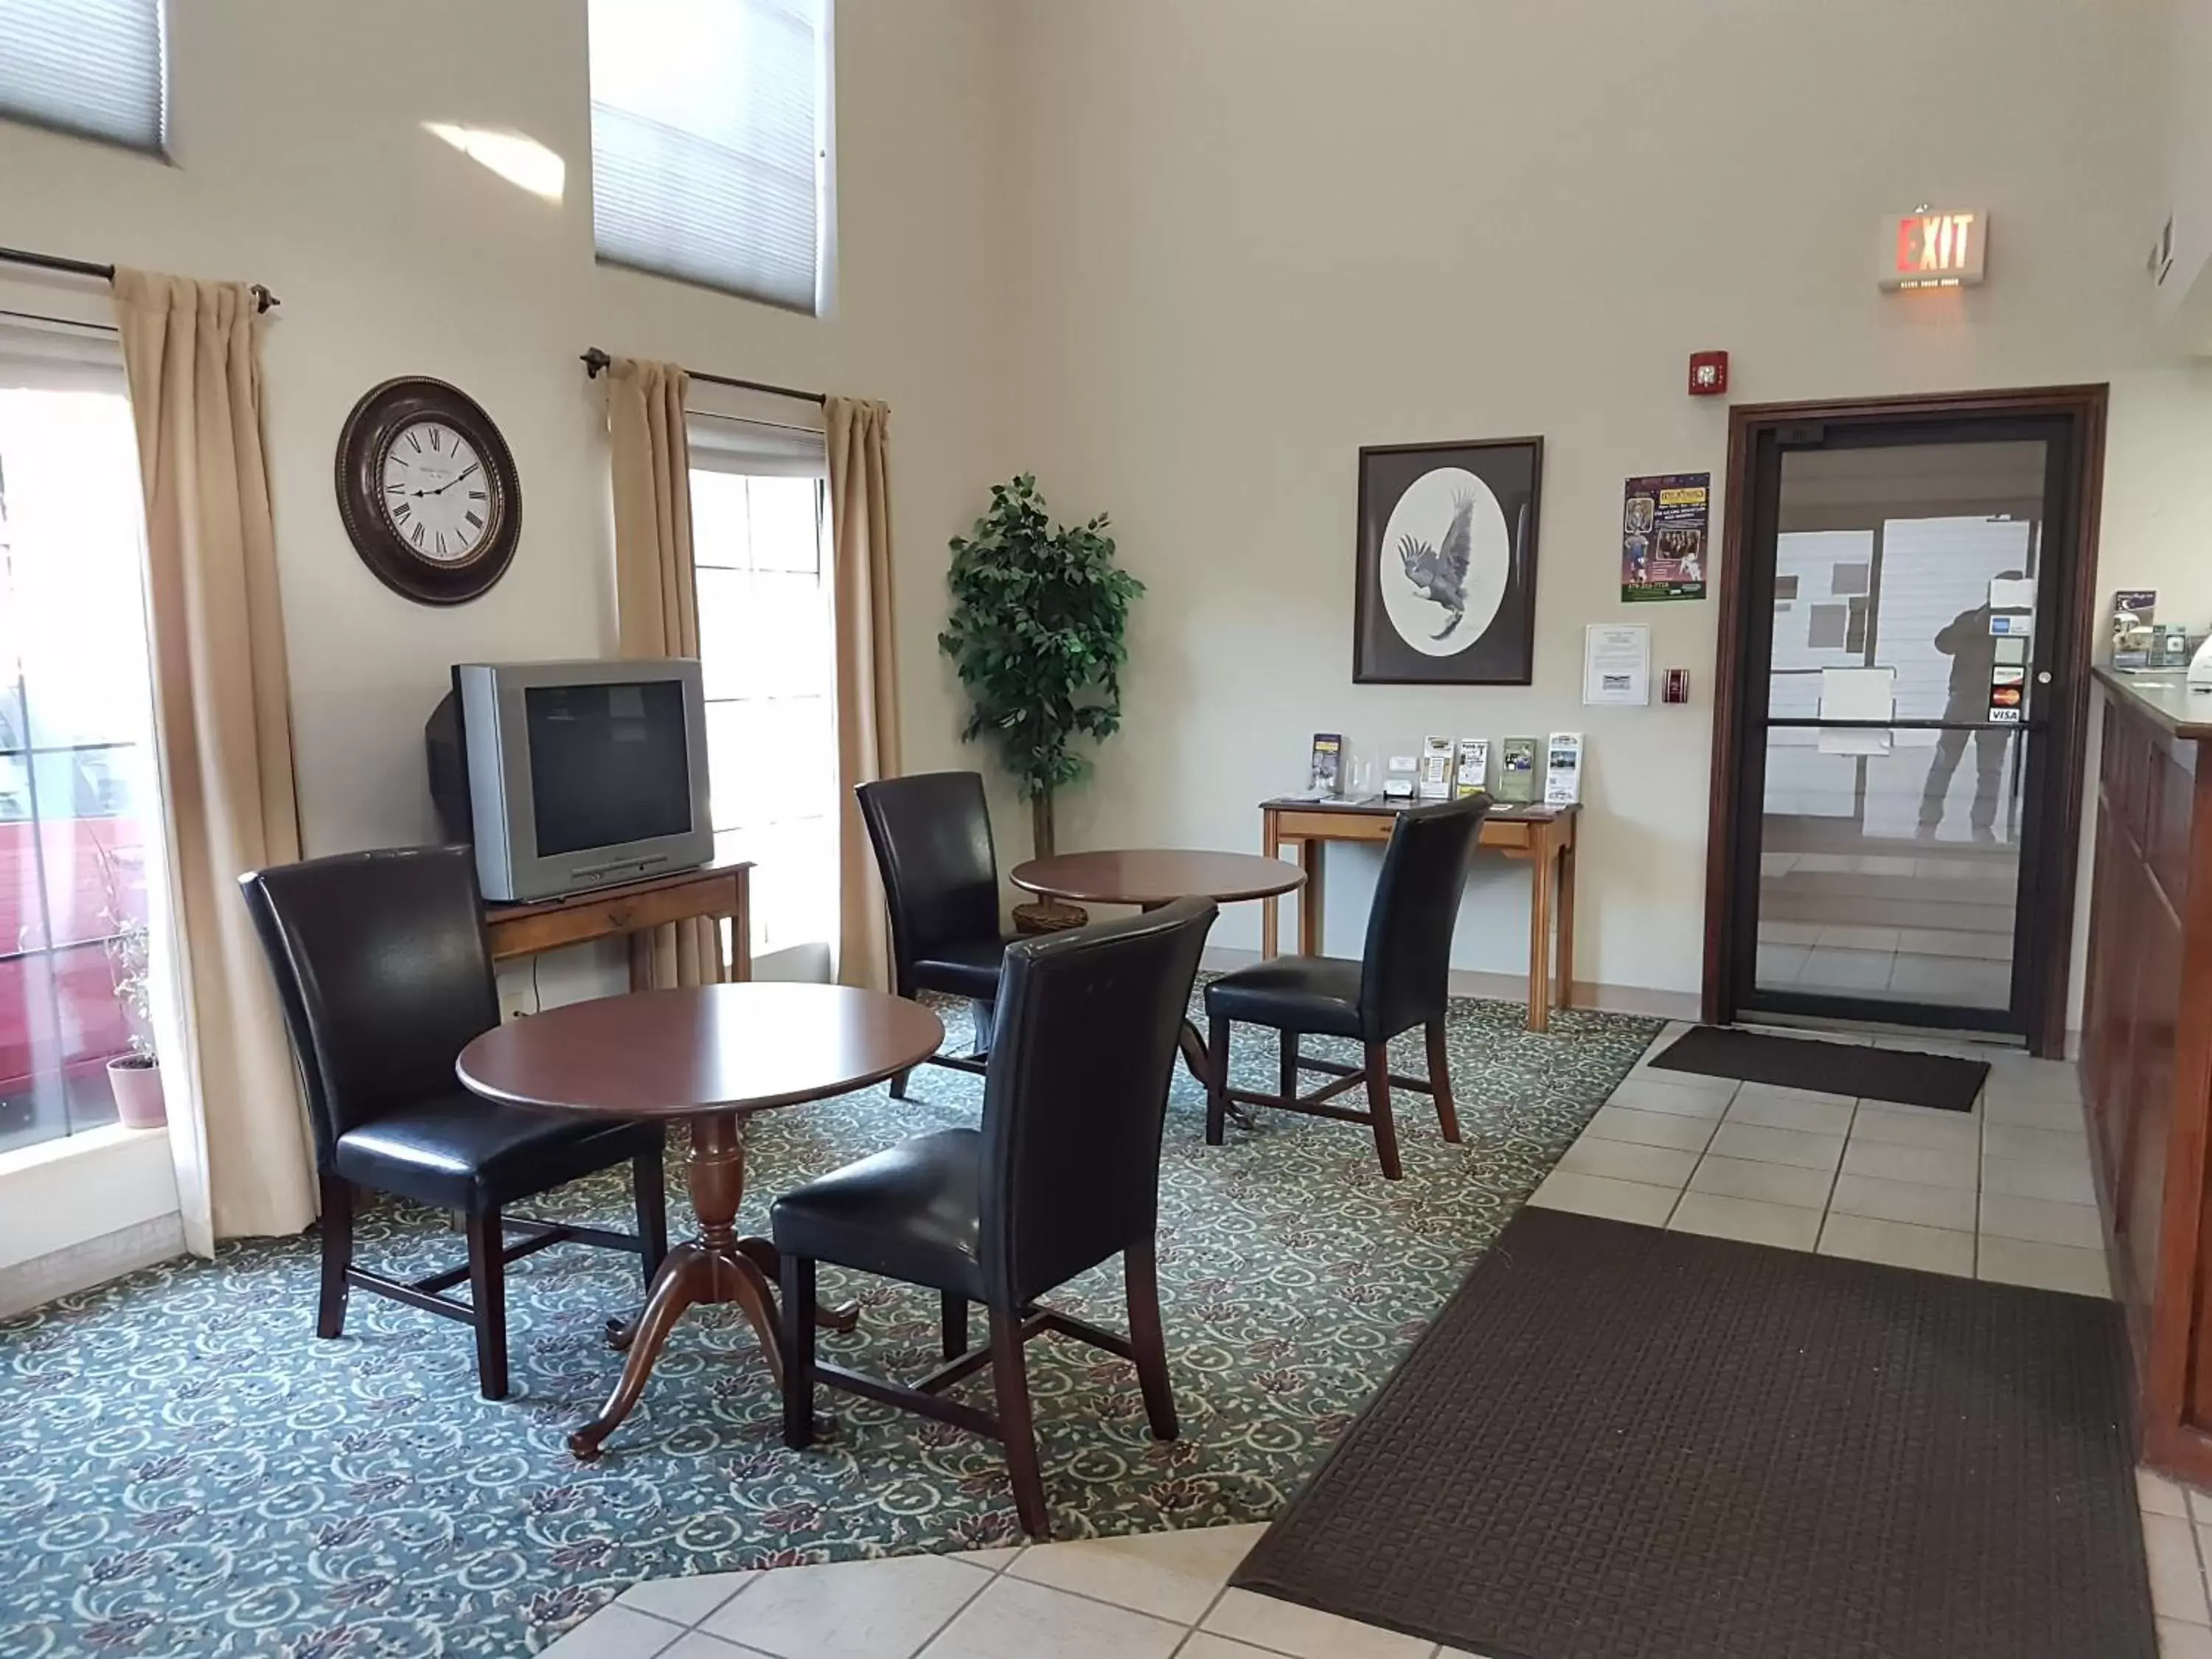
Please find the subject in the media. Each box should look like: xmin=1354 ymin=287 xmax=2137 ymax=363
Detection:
xmin=335 ymin=377 xmax=521 ymax=605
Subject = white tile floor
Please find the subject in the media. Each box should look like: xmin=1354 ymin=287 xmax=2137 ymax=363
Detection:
xmin=543 ymin=1021 xmax=2210 ymax=1658
xmin=542 ymin=1525 xmax=1456 ymax=1659
xmin=1531 ymin=1021 xmax=2109 ymax=1292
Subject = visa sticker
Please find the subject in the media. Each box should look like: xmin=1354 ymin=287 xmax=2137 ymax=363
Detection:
xmin=1990 ymin=615 xmax=2033 ymax=636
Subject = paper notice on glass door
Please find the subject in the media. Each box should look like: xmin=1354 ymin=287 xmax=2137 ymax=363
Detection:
xmin=1818 ymin=665 xmax=1895 ymax=755
xmin=1582 ymin=624 xmax=1651 ymax=706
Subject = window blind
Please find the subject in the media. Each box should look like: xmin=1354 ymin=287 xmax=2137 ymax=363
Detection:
xmin=688 ymin=411 xmax=826 ymax=480
xmin=589 ymin=0 xmax=827 ymax=315
xmin=0 ymin=0 xmax=164 ymax=153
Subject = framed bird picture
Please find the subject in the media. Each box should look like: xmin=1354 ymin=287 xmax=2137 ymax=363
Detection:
xmin=1353 ymin=436 xmax=1545 ymax=684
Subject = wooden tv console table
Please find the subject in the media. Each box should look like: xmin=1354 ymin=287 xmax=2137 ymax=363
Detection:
xmin=481 ymin=854 xmax=754 ymax=985
xmin=1258 ymin=797 xmax=1579 ymax=1033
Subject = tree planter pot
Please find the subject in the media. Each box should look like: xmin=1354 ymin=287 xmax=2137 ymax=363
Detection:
xmin=1013 ymin=899 xmax=1088 ymax=935
xmin=108 ymin=1056 xmax=167 ymax=1130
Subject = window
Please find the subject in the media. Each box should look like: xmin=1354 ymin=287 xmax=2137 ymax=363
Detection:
xmin=689 ymin=415 xmax=837 ymax=966
xmin=0 ymin=0 xmax=166 ymax=154
xmin=0 ymin=330 xmax=170 ymax=1155
xmin=588 ymin=0 xmax=832 ymax=314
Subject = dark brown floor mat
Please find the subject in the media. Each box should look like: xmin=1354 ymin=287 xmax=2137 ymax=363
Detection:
xmin=1231 ymin=1206 xmax=2149 ymax=1659
xmin=1650 ymin=1024 xmax=1989 ymax=1111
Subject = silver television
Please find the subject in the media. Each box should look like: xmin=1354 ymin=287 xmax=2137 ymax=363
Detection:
xmin=426 ymin=659 xmax=714 ymax=902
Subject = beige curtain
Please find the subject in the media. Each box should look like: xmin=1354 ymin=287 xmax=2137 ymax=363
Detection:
xmin=114 ymin=269 xmax=315 ymax=1242
xmin=607 ymin=355 xmax=722 ymax=988
xmin=826 ymin=397 xmax=902 ymax=992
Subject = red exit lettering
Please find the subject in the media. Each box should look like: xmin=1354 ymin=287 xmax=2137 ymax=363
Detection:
xmin=1897 ymin=212 xmax=1976 ymax=274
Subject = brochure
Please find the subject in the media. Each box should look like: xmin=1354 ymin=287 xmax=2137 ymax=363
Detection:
xmin=1455 ymin=738 xmax=1489 ymax=799
xmin=1496 ymin=738 xmax=1540 ymax=804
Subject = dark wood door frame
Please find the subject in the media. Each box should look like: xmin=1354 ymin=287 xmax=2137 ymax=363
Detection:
xmin=1701 ymin=384 xmax=2110 ymax=1059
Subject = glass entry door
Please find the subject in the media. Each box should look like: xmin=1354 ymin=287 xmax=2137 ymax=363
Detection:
xmin=1725 ymin=414 xmax=2087 ymax=1037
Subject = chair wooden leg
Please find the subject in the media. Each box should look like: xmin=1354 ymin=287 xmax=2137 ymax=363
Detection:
xmin=316 ymin=1174 xmax=353 ymax=1339
xmin=891 ymin=1067 xmax=914 ymax=1101
xmin=1279 ymin=1031 xmax=1300 ymax=1100
xmin=1426 ymin=1020 xmax=1461 ymax=1144
xmin=633 ymin=1148 xmax=669 ymax=1284
xmin=465 ymin=1211 xmax=510 ymax=1400
xmin=1364 ymin=1043 xmax=1403 ymax=1181
xmin=1124 ymin=1241 xmax=1178 ymax=1441
xmin=942 ymin=1292 xmax=970 ymax=1361
xmin=782 ymin=1253 xmax=818 ymax=1449
xmin=989 ymin=1304 xmax=1051 ymax=1539
xmin=1206 ymin=1017 xmax=1231 ymax=1145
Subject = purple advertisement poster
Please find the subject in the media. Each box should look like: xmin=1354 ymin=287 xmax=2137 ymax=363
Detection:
xmin=1621 ymin=472 xmax=1710 ymax=602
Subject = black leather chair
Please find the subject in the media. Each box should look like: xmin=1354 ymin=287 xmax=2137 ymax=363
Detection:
xmin=1203 ymin=796 xmax=1491 ymax=1180
xmin=771 ymin=898 xmax=1217 ymax=1539
xmin=240 ymin=846 xmax=669 ymax=1400
xmin=855 ymin=771 xmax=1018 ymax=1096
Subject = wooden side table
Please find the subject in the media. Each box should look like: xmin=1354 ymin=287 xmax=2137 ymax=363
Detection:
xmin=481 ymin=854 xmax=754 ymax=985
xmin=1258 ymin=799 xmax=1579 ymax=1032
xmin=456 ymin=982 xmax=946 ymax=1461
xmin=1009 ymin=849 xmax=1304 ymax=1091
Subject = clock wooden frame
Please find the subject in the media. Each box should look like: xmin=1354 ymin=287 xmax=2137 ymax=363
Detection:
xmin=335 ymin=376 xmax=521 ymax=605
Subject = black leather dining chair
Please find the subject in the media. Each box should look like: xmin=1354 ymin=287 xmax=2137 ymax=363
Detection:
xmin=855 ymin=771 xmax=1018 ymax=1096
xmin=240 ymin=846 xmax=668 ymax=1400
xmin=771 ymin=898 xmax=1216 ymax=1539
xmin=1203 ymin=796 xmax=1490 ymax=1180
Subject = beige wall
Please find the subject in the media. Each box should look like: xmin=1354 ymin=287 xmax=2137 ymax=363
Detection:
xmin=0 ymin=0 xmax=1015 ymax=869
xmin=0 ymin=0 xmax=2205 ymax=1039
xmin=0 ymin=0 xmax=1015 ymax=1273
xmin=2157 ymin=0 xmax=2212 ymax=344
xmin=1001 ymin=0 xmax=2212 ymax=1006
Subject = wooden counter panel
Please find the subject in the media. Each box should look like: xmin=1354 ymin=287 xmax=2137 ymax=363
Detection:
xmin=2082 ymin=681 xmax=2212 ymax=1483
xmin=2117 ymin=858 xmax=2177 ymax=1352
xmin=2154 ymin=740 xmax=2198 ymax=917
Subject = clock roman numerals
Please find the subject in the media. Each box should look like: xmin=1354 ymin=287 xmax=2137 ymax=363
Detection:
xmin=341 ymin=379 xmax=517 ymax=599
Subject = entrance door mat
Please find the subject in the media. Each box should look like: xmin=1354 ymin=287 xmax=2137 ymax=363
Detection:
xmin=1231 ymin=1206 xmax=2149 ymax=1659
xmin=1649 ymin=1023 xmax=1989 ymax=1111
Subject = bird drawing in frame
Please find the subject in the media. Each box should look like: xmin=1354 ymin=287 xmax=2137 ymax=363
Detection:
xmin=1395 ymin=490 xmax=1476 ymax=641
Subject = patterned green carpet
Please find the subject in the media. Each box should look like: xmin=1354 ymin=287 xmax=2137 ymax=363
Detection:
xmin=0 ymin=994 xmax=1655 ymax=1658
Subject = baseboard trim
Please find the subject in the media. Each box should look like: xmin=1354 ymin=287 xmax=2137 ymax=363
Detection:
xmin=1197 ymin=947 xmax=1700 ymax=1024
xmin=0 ymin=1212 xmax=187 ymax=1321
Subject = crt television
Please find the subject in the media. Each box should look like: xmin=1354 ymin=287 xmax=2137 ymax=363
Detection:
xmin=425 ymin=658 xmax=714 ymax=902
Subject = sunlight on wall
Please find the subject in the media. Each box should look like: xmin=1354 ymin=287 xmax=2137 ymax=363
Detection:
xmin=423 ymin=122 xmax=567 ymax=203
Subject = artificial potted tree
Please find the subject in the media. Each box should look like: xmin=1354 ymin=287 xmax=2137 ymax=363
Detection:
xmin=940 ymin=474 xmax=1144 ymax=931
xmin=95 ymin=840 xmax=165 ymax=1130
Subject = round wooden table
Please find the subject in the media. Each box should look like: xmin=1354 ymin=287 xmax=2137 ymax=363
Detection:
xmin=456 ymin=982 xmax=945 ymax=1461
xmin=1009 ymin=849 xmax=1304 ymax=1094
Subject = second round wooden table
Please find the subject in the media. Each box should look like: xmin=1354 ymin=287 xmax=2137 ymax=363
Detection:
xmin=1009 ymin=849 xmax=1304 ymax=1088
xmin=456 ymin=981 xmax=945 ymax=1461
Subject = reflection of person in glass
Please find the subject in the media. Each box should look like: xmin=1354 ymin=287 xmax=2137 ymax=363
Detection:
xmin=1919 ymin=571 xmax=2023 ymax=839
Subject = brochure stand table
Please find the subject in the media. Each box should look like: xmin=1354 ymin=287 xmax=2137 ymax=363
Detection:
xmin=1257 ymin=799 xmax=1579 ymax=1033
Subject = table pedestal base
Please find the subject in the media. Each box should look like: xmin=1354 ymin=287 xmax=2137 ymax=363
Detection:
xmin=570 ymin=1112 xmax=857 ymax=1462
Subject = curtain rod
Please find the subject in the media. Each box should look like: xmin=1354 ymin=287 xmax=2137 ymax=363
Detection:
xmin=0 ymin=244 xmax=280 ymax=313
xmin=579 ymin=347 xmax=824 ymax=407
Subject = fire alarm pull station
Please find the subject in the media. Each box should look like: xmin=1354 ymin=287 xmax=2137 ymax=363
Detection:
xmin=1663 ymin=668 xmax=1691 ymax=704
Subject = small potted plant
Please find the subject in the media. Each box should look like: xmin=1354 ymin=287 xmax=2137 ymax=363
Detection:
xmin=940 ymin=474 xmax=1144 ymax=931
xmin=95 ymin=840 xmax=166 ymax=1130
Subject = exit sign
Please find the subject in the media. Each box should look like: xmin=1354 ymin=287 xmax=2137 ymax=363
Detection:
xmin=1879 ymin=209 xmax=1987 ymax=290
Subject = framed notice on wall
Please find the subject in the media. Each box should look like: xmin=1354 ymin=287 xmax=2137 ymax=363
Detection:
xmin=1621 ymin=473 xmax=1709 ymax=602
